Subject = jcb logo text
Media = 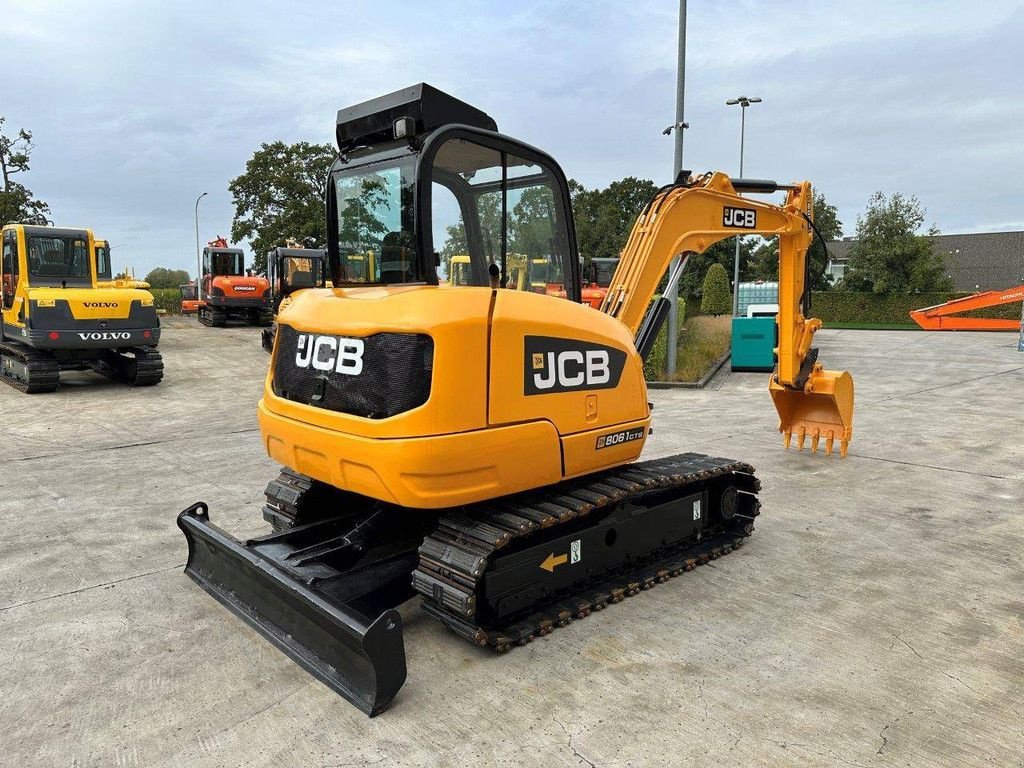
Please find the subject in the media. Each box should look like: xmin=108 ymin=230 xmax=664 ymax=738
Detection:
xmin=295 ymin=333 xmax=364 ymax=376
xmin=533 ymin=350 xmax=610 ymax=391
xmin=524 ymin=336 xmax=626 ymax=395
xmin=723 ymin=207 xmax=757 ymax=229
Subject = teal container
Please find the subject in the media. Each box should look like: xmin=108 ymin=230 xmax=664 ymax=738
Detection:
xmin=731 ymin=317 xmax=776 ymax=372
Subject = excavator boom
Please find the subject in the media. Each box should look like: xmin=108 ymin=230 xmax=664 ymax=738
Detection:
xmin=602 ymin=172 xmax=854 ymax=455
xmin=910 ymin=285 xmax=1024 ymax=331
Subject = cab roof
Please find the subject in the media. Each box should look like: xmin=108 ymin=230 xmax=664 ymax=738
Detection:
xmin=336 ymin=83 xmax=497 ymax=152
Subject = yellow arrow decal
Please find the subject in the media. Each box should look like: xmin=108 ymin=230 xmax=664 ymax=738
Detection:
xmin=540 ymin=552 xmax=568 ymax=572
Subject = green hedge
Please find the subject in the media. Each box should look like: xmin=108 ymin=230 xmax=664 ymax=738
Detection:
xmin=811 ymin=292 xmax=1021 ymax=326
xmin=147 ymin=285 xmax=1019 ymax=326
xmin=150 ymin=288 xmax=183 ymax=314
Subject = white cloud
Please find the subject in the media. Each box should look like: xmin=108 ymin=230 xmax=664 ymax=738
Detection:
xmin=1 ymin=0 xmax=1021 ymax=276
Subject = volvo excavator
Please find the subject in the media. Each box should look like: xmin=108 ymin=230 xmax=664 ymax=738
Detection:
xmin=177 ymin=84 xmax=855 ymax=716
xmin=1 ymin=224 xmax=163 ymax=391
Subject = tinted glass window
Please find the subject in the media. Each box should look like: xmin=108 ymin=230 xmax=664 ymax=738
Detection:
xmin=282 ymin=256 xmax=321 ymax=289
xmin=433 ymin=140 xmax=501 ymax=288
xmin=505 ymin=155 xmax=565 ymax=294
xmin=433 ymin=181 xmax=468 ymax=284
xmin=28 ymin=236 xmax=90 ymax=280
xmin=334 ymin=158 xmax=417 ymax=284
xmin=210 ymin=251 xmax=243 ymax=276
xmin=95 ymin=244 xmax=111 ymax=280
xmin=430 ymin=138 xmax=571 ymax=297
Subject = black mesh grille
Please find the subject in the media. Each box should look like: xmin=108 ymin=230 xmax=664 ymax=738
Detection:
xmin=272 ymin=325 xmax=433 ymax=419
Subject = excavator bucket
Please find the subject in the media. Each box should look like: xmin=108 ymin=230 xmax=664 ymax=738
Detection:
xmin=177 ymin=503 xmax=412 ymax=716
xmin=769 ymin=367 xmax=854 ymax=457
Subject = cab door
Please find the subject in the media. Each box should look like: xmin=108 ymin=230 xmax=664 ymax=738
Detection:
xmin=1 ymin=228 xmax=23 ymax=329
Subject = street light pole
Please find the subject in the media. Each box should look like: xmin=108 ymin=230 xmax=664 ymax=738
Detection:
xmin=726 ymin=96 xmax=761 ymax=317
xmin=664 ymin=0 xmax=687 ymax=376
xmin=194 ymin=192 xmax=208 ymax=299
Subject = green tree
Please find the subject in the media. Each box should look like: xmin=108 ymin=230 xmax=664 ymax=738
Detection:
xmin=676 ymin=238 xmax=755 ymax=303
xmin=700 ymin=263 xmax=732 ymax=315
xmin=808 ymin=192 xmax=843 ymax=290
xmin=0 ymin=117 xmax=50 ymax=225
xmin=509 ymin=185 xmax=557 ymax=258
xmin=746 ymin=238 xmax=779 ymax=282
xmin=144 ymin=267 xmax=192 ymax=288
xmin=229 ymin=141 xmax=334 ymax=273
xmin=841 ymin=192 xmax=952 ymax=293
xmin=337 ymin=173 xmax=390 ymax=251
xmin=440 ymin=190 xmax=500 ymax=279
xmin=570 ymin=176 xmax=658 ymax=264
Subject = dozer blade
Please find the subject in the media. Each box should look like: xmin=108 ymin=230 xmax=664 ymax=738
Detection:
xmin=769 ymin=367 xmax=854 ymax=456
xmin=177 ymin=503 xmax=411 ymax=717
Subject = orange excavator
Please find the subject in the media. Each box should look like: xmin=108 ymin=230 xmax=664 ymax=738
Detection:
xmin=197 ymin=237 xmax=272 ymax=327
xmin=180 ymin=282 xmax=200 ymax=314
xmin=910 ymin=285 xmax=1024 ymax=331
xmin=581 ymin=257 xmax=618 ymax=309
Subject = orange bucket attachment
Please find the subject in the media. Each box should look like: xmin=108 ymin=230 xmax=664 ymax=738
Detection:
xmin=769 ymin=366 xmax=854 ymax=457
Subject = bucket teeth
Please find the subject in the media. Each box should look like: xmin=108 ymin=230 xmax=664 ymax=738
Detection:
xmin=783 ymin=430 xmax=792 ymax=449
xmin=840 ymin=439 xmax=849 ymax=458
xmin=769 ymin=367 xmax=854 ymax=459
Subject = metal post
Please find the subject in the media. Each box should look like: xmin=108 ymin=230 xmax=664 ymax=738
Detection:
xmin=732 ymin=105 xmax=745 ymax=317
xmin=665 ymin=0 xmax=686 ymax=376
xmin=726 ymin=96 xmax=760 ymax=317
xmin=1018 ymin=296 xmax=1024 ymax=352
xmin=194 ymin=192 xmax=208 ymax=300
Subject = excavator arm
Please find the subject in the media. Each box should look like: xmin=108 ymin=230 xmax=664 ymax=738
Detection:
xmin=601 ymin=171 xmax=855 ymax=456
xmin=909 ymin=285 xmax=1024 ymax=331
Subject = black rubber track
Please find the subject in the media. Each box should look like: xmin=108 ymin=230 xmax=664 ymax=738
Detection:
xmin=0 ymin=340 xmax=60 ymax=393
xmin=413 ymin=452 xmax=760 ymax=651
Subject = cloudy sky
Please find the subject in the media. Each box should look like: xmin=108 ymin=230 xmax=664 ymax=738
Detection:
xmin=3 ymin=0 xmax=1022 ymax=278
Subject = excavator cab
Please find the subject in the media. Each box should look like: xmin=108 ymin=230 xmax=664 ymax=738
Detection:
xmin=266 ymin=247 xmax=326 ymax=314
xmin=447 ymin=254 xmax=471 ymax=285
xmin=262 ymin=247 xmax=327 ymax=352
xmin=326 ymin=84 xmax=580 ymax=300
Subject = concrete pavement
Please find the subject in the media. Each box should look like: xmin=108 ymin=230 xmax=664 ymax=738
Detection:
xmin=1 ymin=319 xmax=1021 ymax=767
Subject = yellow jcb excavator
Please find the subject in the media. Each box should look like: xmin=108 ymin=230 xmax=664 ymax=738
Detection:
xmin=178 ymin=84 xmax=854 ymax=716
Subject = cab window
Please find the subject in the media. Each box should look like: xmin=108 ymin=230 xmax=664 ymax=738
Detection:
xmin=333 ymin=158 xmax=417 ymax=284
xmin=95 ymin=244 xmax=112 ymax=280
xmin=429 ymin=137 xmax=572 ymax=296
xmin=283 ymin=257 xmax=321 ymax=289
xmin=28 ymin=236 xmax=90 ymax=280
